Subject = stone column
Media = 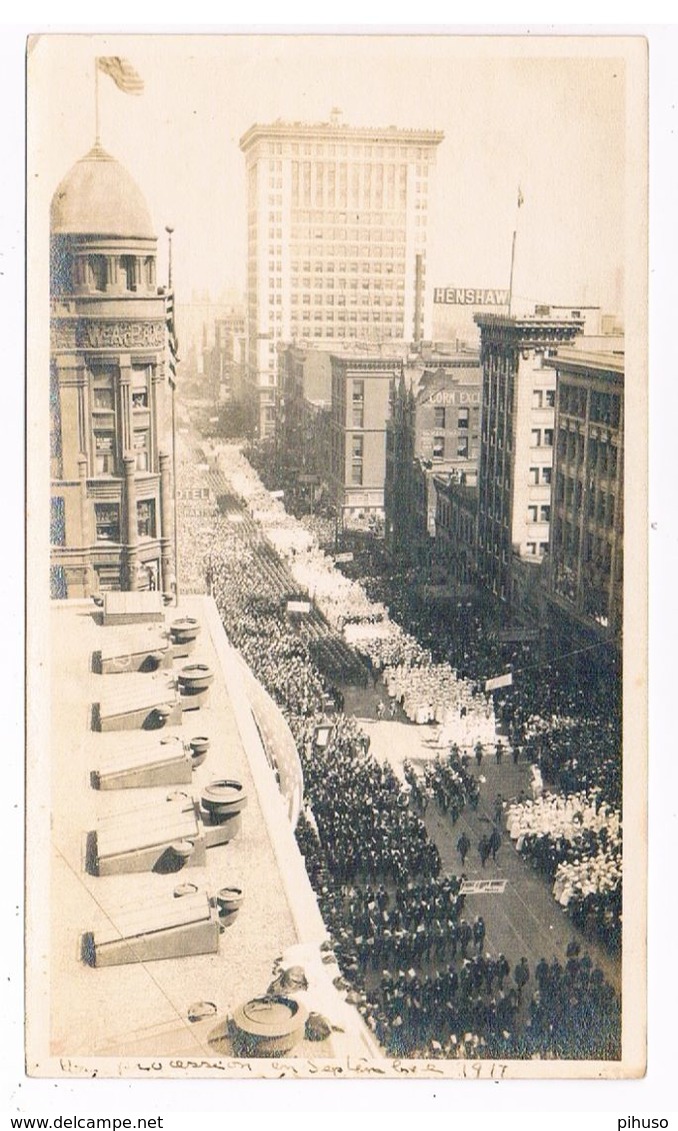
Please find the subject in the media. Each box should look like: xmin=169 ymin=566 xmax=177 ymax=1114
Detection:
xmin=119 ymin=358 xmax=132 ymax=455
xmin=123 ymin=454 xmax=139 ymax=590
xmin=77 ymin=453 xmax=92 ymax=597
xmin=159 ymin=449 xmax=173 ymax=592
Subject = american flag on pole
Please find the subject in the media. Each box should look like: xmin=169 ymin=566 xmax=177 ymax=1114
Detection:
xmin=97 ymin=57 xmax=144 ymax=95
xmin=165 ymin=291 xmax=180 ymax=381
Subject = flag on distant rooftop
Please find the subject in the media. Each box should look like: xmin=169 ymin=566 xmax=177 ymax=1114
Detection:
xmin=97 ymin=57 xmax=144 ymax=95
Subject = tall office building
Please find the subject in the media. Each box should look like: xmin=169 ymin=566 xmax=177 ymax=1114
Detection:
xmin=239 ymin=112 xmax=444 ymax=438
xmin=473 ymin=310 xmax=584 ymax=611
xmin=544 ymin=348 xmax=624 ymax=641
xmin=49 ymin=144 xmax=175 ymax=598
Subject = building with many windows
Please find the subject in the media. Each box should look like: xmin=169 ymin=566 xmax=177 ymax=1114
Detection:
xmin=433 ymin=474 xmax=479 ymax=591
xmin=544 ymin=348 xmax=624 ymax=641
xmin=473 ymin=310 xmax=584 ymax=610
xmin=329 ymin=352 xmax=403 ymax=528
xmin=384 ymin=352 xmax=481 ymax=566
xmin=49 ymin=144 xmax=174 ymax=598
xmin=239 ymin=112 xmax=444 ymax=438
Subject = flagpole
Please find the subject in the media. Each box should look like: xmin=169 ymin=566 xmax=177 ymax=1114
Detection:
xmin=508 ymin=229 xmax=517 ymax=318
xmin=508 ymin=185 xmax=523 ymax=318
xmin=166 ymin=226 xmax=179 ymax=608
xmin=94 ymin=59 xmax=100 ymax=145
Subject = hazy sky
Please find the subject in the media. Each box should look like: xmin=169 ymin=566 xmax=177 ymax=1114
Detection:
xmin=29 ymin=34 xmax=633 ymax=313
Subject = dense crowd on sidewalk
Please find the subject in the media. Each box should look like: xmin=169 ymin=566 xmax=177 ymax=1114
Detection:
xmin=506 ymin=791 xmax=622 ymax=951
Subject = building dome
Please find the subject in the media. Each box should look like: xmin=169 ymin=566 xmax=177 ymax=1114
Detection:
xmin=50 ymin=143 xmax=155 ymax=240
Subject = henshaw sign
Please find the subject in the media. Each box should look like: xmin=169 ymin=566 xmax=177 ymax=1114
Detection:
xmin=434 ymin=287 xmax=509 ymax=306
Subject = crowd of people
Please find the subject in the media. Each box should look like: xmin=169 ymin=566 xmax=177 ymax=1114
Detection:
xmin=505 ymin=792 xmax=622 ymax=952
xmin=403 ymin=752 xmax=480 ymax=823
xmin=174 ymin=432 xmax=622 ymax=1060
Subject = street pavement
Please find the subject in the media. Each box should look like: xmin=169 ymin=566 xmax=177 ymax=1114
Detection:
xmin=345 ymin=684 xmax=621 ymax=996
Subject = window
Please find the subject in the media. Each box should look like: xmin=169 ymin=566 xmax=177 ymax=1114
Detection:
xmin=541 ymin=466 xmax=552 ymax=485
xmin=132 ymin=366 xmax=149 ymax=409
xmin=526 ymin=542 xmax=537 ymax=555
xmin=545 ymin=389 xmax=556 ymax=407
xmin=527 ymin=505 xmax=538 ymax=524
xmin=351 ymin=435 xmax=364 ymax=485
xmin=120 ymin=255 xmax=138 ymax=291
xmin=50 ymin=496 xmax=65 ymax=546
xmin=89 ymin=255 xmax=108 ymax=292
xmin=94 ymin=565 xmax=122 ymax=592
xmin=137 ymin=499 xmax=156 ymax=539
xmin=458 ymin=407 xmax=469 ymax=430
xmin=532 ymin=390 xmax=543 ymax=409
xmin=543 ymin=428 xmax=554 ymax=447
xmin=540 ymin=504 xmax=551 ymax=523
xmin=352 ymin=380 xmax=364 ymax=428
xmin=94 ymin=503 xmax=120 ymax=543
xmin=433 ymin=435 xmax=445 ymax=459
xmin=539 ymin=542 xmax=550 ymax=556
xmin=133 ymin=430 xmax=150 ymax=472
xmin=94 ymin=431 xmax=116 ymax=475
xmin=93 ymin=383 xmax=115 ymax=411
xmin=531 ymin=429 xmax=541 ymax=447
xmin=434 ymin=406 xmax=446 ymax=429
xmin=528 ymin=467 xmax=539 ymax=485
xmin=457 ymin=436 xmax=469 ymax=458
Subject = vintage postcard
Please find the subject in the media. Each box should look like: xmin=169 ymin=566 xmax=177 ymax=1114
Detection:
xmin=26 ymin=32 xmax=647 ymax=1080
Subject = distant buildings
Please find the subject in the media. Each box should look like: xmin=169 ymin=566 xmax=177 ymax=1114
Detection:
xmin=278 ymin=345 xmax=333 ymax=512
xmin=433 ymin=474 xmax=479 ymax=591
xmin=473 ymin=310 xmax=584 ymax=610
xmin=385 ymin=352 xmax=481 ymax=567
xmin=239 ymin=112 xmax=444 ymax=438
xmin=329 ymin=352 xmax=403 ymax=529
xmin=544 ymin=348 xmax=624 ymax=641
xmin=49 ymin=144 xmax=174 ymax=597
xmin=201 ymin=309 xmax=246 ymax=404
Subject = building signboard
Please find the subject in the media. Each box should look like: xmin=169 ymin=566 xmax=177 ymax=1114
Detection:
xmin=433 ymin=287 xmax=509 ymax=306
xmin=426 ymin=388 xmax=481 ymax=407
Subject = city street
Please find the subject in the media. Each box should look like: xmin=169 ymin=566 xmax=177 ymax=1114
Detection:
xmin=348 ymin=699 xmax=621 ymax=995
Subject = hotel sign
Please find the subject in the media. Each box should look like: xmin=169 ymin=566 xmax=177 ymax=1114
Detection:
xmin=433 ymin=287 xmax=509 ymax=306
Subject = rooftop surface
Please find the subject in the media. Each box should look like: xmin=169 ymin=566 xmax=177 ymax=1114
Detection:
xmin=240 ymin=119 xmax=444 ymax=150
xmin=544 ymin=347 xmax=625 ymax=377
xmin=38 ymin=595 xmax=375 ymax=1071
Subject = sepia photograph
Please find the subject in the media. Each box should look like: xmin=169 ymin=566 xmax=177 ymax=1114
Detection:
xmin=25 ymin=30 xmax=648 ymax=1081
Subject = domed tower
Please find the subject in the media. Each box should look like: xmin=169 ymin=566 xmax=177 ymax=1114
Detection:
xmin=50 ymin=144 xmax=174 ymax=597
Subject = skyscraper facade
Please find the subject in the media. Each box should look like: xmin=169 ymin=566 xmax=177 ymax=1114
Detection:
xmin=239 ymin=113 xmax=444 ymax=438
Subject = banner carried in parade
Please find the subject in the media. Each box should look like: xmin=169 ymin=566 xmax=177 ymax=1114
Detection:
xmin=460 ymin=879 xmax=508 ymax=895
xmin=485 ymin=672 xmax=514 ymax=692
xmin=287 ymin=600 xmax=311 ymax=615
